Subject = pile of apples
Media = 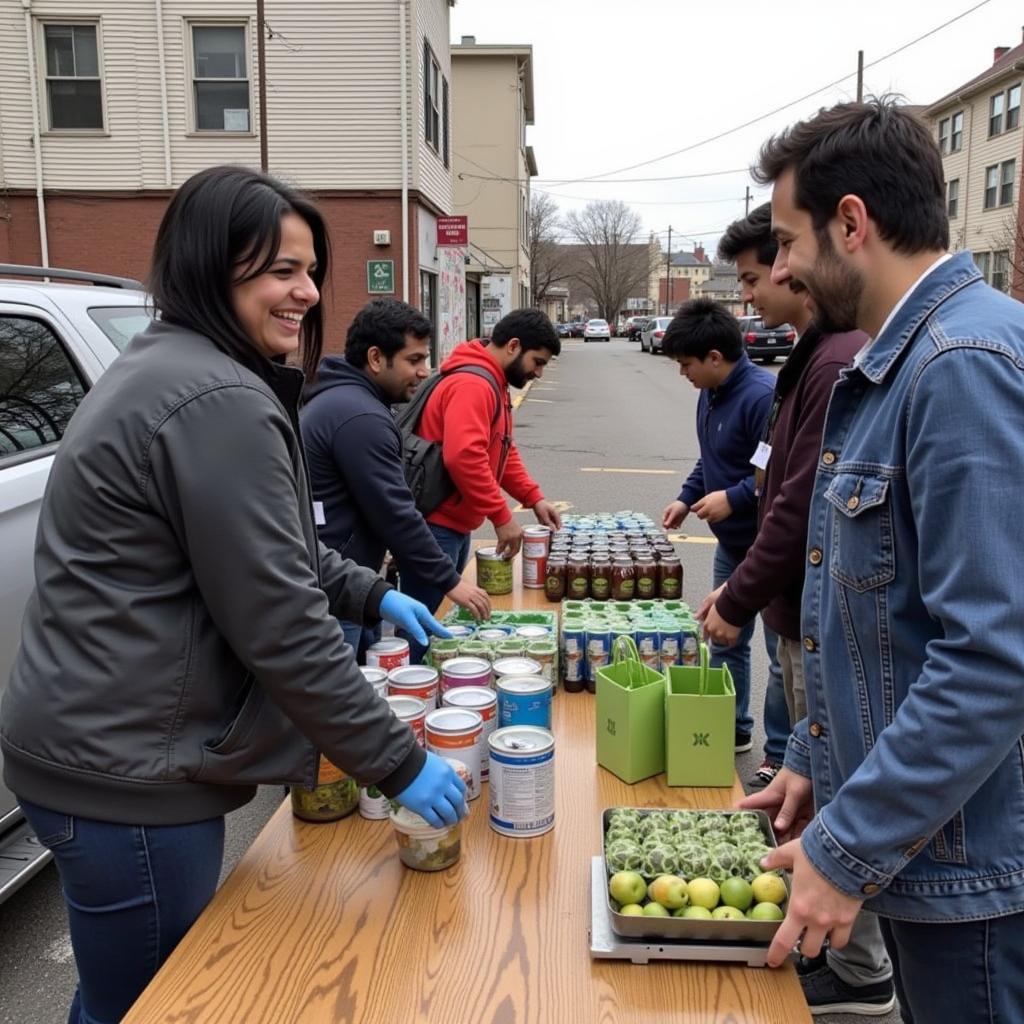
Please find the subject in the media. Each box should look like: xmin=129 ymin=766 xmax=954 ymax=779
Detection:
xmin=609 ymin=868 xmax=787 ymax=920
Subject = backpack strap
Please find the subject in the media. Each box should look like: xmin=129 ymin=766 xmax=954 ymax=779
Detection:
xmin=441 ymin=365 xmax=506 ymax=427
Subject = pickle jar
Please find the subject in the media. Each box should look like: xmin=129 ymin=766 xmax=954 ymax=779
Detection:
xmin=291 ymin=755 xmax=359 ymax=822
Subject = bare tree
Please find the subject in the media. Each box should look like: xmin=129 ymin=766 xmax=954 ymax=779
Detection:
xmin=564 ymin=200 xmax=655 ymax=323
xmin=528 ymin=192 xmax=569 ymax=305
xmin=991 ymin=211 xmax=1024 ymax=297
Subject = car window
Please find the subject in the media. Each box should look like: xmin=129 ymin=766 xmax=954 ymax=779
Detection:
xmin=87 ymin=305 xmax=153 ymax=351
xmin=0 ymin=316 xmax=87 ymax=458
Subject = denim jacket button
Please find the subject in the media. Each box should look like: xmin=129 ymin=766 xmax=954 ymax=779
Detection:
xmin=809 ymin=722 xmax=824 ymax=738
xmin=822 ymin=451 xmax=837 ymax=465
xmin=846 ymin=496 xmax=860 ymax=511
xmin=803 ymin=636 xmax=816 ymax=652
xmin=861 ymin=882 xmax=881 ymax=896
xmin=808 ymin=547 xmax=823 ymax=566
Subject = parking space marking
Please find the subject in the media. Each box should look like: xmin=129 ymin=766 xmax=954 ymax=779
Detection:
xmin=668 ymin=534 xmax=717 ymax=545
xmin=512 ymin=500 xmax=573 ymax=513
xmin=580 ymin=467 xmax=677 ymax=475
xmin=526 ymin=398 xmax=554 ymax=404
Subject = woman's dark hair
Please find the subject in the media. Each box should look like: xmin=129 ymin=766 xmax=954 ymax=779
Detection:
xmin=754 ymin=97 xmax=949 ymax=255
xmin=490 ymin=307 xmax=561 ymax=355
xmin=662 ymin=298 xmax=744 ymax=361
xmin=717 ymin=202 xmax=778 ymax=267
xmin=344 ymin=298 xmax=432 ymax=369
xmin=149 ymin=165 xmax=330 ymax=379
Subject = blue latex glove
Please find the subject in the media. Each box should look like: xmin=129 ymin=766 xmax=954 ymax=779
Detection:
xmin=379 ymin=590 xmax=451 ymax=647
xmin=394 ymin=750 xmax=468 ymax=827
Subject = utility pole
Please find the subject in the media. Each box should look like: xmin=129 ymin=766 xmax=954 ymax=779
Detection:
xmin=257 ymin=0 xmax=269 ymax=171
xmin=665 ymin=226 xmax=672 ymax=315
xmin=856 ymin=50 xmax=864 ymax=104
xmin=745 ymin=186 xmax=751 ymax=216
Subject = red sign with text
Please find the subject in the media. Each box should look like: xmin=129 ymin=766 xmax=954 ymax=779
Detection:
xmin=437 ymin=216 xmax=468 ymax=246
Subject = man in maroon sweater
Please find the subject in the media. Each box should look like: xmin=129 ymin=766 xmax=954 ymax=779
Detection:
xmin=698 ymin=204 xmax=894 ymax=1018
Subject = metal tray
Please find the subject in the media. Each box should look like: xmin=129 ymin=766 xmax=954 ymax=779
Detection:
xmin=602 ymin=806 xmax=790 ymax=944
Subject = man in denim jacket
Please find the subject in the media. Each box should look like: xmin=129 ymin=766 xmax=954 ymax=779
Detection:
xmin=742 ymin=98 xmax=1024 ymax=1022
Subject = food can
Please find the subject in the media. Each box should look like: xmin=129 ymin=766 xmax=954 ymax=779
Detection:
xmin=515 ymin=624 xmax=551 ymax=641
xmin=443 ymin=686 xmax=498 ymax=780
xmin=385 ymin=694 xmax=427 ymax=746
xmin=635 ymin=624 xmax=662 ymax=671
xmin=359 ymin=666 xmax=389 ymax=698
xmin=525 ymin=639 xmax=557 ymax=686
xmin=446 ymin=624 xmax=476 ymax=640
xmin=459 ymin=638 xmax=493 ymax=661
xmin=440 ymin=656 xmax=492 ymax=693
xmin=358 ymin=784 xmax=392 ymax=819
xmin=585 ymin=626 xmax=612 ymax=681
xmin=522 ymin=554 xmax=547 ymax=590
xmin=681 ymin=621 xmax=701 ymax=666
xmin=488 ymin=726 xmax=555 ymax=837
xmin=496 ymin=675 xmax=553 ymax=729
xmin=561 ymin=622 xmax=587 ymax=688
xmin=429 ymin=638 xmax=462 ymax=669
xmin=494 ymin=637 xmax=527 ymax=658
xmin=522 ymin=525 xmax=551 ymax=558
xmin=425 ymin=707 xmax=484 ymax=800
xmin=387 ymin=666 xmax=440 ymax=710
xmin=366 ymin=638 xmax=411 ymax=672
xmin=658 ymin=624 xmax=682 ymax=667
xmin=492 ymin=656 xmax=542 ymax=680
xmin=476 ymin=546 xmax=513 ymax=596
xmin=476 ymin=626 xmax=513 ymax=643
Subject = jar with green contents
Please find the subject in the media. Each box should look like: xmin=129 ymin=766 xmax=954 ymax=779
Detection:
xmin=459 ymin=639 xmax=492 ymax=661
xmin=495 ymin=637 xmax=526 ymax=658
xmin=430 ymin=638 xmax=461 ymax=668
xmin=291 ymin=756 xmax=359 ymax=822
xmin=526 ymin=638 xmax=558 ymax=685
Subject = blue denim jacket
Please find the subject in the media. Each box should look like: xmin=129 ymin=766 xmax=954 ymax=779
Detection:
xmin=786 ymin=251 xmax=1024 ymax=922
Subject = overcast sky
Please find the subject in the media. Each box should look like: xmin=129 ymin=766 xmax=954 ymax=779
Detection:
xmin=450 ymin=0 xmax=1023 ymax=257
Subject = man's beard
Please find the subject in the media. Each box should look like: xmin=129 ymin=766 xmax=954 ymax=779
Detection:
xmin=809 ymin=233 xmax=863 ymax=334
xmin=506 ymin=352 xmax=531 ymax=388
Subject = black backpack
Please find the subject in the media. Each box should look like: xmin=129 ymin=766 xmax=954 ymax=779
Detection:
xmin=394 ymin=365 xmax=509 ymax=515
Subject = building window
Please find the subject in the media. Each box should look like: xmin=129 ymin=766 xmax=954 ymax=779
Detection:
xmin=419 ymin=269 xmax=437 ymax=342
xmin=423 ymin=42 xmax=440 ymax=152
xmin=984 ymin=165 xmax=1000 ymax=209
xmin=946 ymin=178 xmax=959 ymax=219
xmin=989 ymin=91 xmax=1006 ymax=136
xmin=938 ymin=118 xmax=950 ymax=154
xmin=191 ymin=24 xmax=250 ymax=132
xmin=950 ymin=111 xmax=963 ymax=152
xmin=992 ymin=250 xmax=1011 ymax=293
xmin=1000 ymin=159 xmax=1015 ymax=206
xmin=42 ymin=24 xmax=103 ymax=130
xmin=974 ymin=251 xmax=991 ymax=282
xmin=1008 ymin=84 xmax=1021 ymax=131
xmin=442 ymin=78 xmax=450 ymax=168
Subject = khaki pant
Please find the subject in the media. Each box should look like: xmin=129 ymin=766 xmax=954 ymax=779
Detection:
xmin=777 ymin=635 xmax=807 ymax=726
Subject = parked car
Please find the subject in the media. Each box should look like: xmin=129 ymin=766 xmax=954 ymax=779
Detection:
xmin=567 ymin=321 xmax=586 ymax=338
xmin=736 ymin=315 xmax=796 ymax=363
xmin=583 ymin=318 xmax=611 ymax=342
xmin=624 ymin=316 xmax=647 ymax=342
xmin=0 ymin=264 xmax=151 ymax=904
xmin=555 ymin=322 xmax=571 ymax=338
xmin=640 ymin=315 xmax=674 ymax=353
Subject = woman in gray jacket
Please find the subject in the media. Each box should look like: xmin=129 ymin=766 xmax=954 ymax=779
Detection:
xmin=0 ymin=166 xmax=466 ymax=1024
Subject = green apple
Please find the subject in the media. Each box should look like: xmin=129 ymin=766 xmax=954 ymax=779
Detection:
xmin=681 ymin=905 xmax=713 ymax=919
xmin=609 ymin=870 xmax=647 ymax=906
xmin=751 ymin=872 xmax=787 ymax=906
xmin=671 ymin=906 xmax=689 ymax=917
xmin=648 ymin=874 xmax=689 ymax=910
xmin=642 ymin=901 xmax=671 ymax=917
xmin=686 ymin=877 xmax=721 ymax=910
xmin=711 ymin=905 xmax=747 ymax=921
xmin=749 ymin=901 xmax=785 ymax=921
xmin=618 ymin=903 xmax=645 ymax=916
xmin=719 ymin=877 xmax=754 ymax=912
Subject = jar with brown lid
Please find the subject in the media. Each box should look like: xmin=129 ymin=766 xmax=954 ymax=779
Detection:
xmin=589 ymin=553 xmax=613 ymax=600
xmin=566 ymin=555 xmax=591 ymax=599
xmin=634 ymin=556 xmax=658 ymax=600
xmin=545 ymin=557 xmax=567 ymax=602
xmin=658 ymin=556 xmax=683 ymax=599
xmin=611 ymin=558 xmax=636 ymax=601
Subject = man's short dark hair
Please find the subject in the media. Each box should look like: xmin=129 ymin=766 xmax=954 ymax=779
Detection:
xmin=662 ymin=299 xmax=744 ymax=361
xmin=753 ymin=97 xmax=949 ymax=254
xmin=344 ymin=298 xmax=431 ymax=369
xmin=717 ymin=203 xmax=777 ymax=266
xmin=490 ymin=308 xmax=561 ymax=356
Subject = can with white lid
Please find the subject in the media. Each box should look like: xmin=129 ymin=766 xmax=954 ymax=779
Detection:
xmin=488 ymin=726 xmax=555 ymax=837
xmin=387 ymin=665 xmax=440 ymax=709
xmin=359 ymin=666 xmax=389 ymax=699
xmin=439 ymin=655 xmax=492 ymax=693
xmin=496 ymin=675 xmax=553 ymax=729
xmin=491 ymin=656 xmax=542 ymax=681
xmin=442 ymin=686 xmax=498 ymax=780
xmin=385 ymin=694 xmax=427 ymax=746
xmin=366 ymin=637 xmax=410 ymax=671
xmin=425 ymin=707 xmax=484 ymax=800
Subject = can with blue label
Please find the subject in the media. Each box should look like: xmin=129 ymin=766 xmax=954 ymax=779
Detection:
xmin=585 ymin=626 xmax=612 ymax=692
xmin=680 ymin=620 xmax=701 ymax=666
xmin=658 ymin=623 xmax=683 ymax=667
xmin=635 ymin=623 xmax=662 ymax=671
xmin=488 ymin=726 xmax=555 ymax=837
xmin=561 ymin=621 xmax=587 ymax=692
xmin=496 ymin=675 xmax=553 ymax=729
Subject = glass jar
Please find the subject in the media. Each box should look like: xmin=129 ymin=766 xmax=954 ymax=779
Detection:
xmin=658 ymin=556 xmax=683 ymax=600
xmin=611 ymin=558 xmax=636 ymax=601
xmin=589 ymin=552 xmax=613 ymax=601
xmin=635 ymin=556 xmax=658 ymax=599
xmin=291 ymin=756 xmax=359 ymax=822
xmin=567 ymin=555 xmax=591 ymax=599
xmin=544 ymin=556 xmax=567 ymax=602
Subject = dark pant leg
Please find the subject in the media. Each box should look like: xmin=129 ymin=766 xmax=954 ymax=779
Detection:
xmin=19 ymin=799 xmax=225 ymax=1024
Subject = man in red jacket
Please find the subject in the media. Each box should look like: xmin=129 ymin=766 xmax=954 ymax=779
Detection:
xmin=399 ymin=308 xmax=562 ymax=656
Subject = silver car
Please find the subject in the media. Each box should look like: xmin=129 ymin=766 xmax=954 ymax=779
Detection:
xmin=0 ymin=265 xmax=151 ymax=903
xmin=640 ymin=315 xmax=674 ymax=353
xmin=583 ymin=318 xmax=611 ymax=342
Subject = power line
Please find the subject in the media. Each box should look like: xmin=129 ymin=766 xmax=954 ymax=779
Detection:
xmin=534 ymin=187 xmax=766 ymax=206
xmin=462 ymin=166 xmax=751 ymax=185
xmin=533 ymin=0 xmax=994 ymax=187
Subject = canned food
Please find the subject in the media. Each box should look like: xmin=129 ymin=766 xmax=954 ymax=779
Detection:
xmin=390 ymin=806 xmax=462 ymax=872
xmin=658 ymin=624 xmax=682 ymax=667
xmin=425 ymin=707 xmax=484 ymax=800
xmin=359 ymin=666 xmax=389 ymax=698
xmin=442 ymin=686 xmax=498 ymax=780
xmin=496 ymin=675 xmax=553 ymax=729
xmin=358 ymin=784 xmax=392 ymax=819
xmin=476 ymin=626 xmax=513 ymax=643
xmin=561 ymin=622 xmax=586 ymax=691
xmin=446 ymin=624 xmax=476 ymax=640
xmin=522 ymin=554 xmax=547 ymax=590
xmin=585 ymin=627 xmax=612 ymax=683
xmin=366 ymin=638 xmax=411 ymax=672
xmin=388 ymin=665 xmax=440 ymax=708
xmin=385 ymin=694 xmax=427 ymax=746
xmin=494 ymin=637 xmax=527 ymax=658
xmin=515 ymin=625 xmax=551 ymax=641
xmin=440 ymin=656 xmax=492 ymax=693
xmin=476 ymin=547 xmax=513 ymax=596
xmin=429 ymin=638 xmax=462 ymax=668
xmin=458 ymin=639 xmax=493 ymax=661
xmin=492 ymin=656 xmax=542 ymax=680
xmin=525 ymin=639 xmax=557 ymax=685
xmin=635 ymin=625 xmax=662 ymax=671
xmin=488 ymin=726 xmax=555 ymax=837
xmin=522 ymin=525 xmax=551 ymax=558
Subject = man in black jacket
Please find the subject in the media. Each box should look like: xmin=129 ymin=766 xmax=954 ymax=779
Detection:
xmin=301 ymin=300 xmax=490 ymax=659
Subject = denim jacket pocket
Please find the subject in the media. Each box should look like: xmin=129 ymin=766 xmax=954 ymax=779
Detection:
xmin=825 ymin=473 xmax=896 ymax=593
xmin=929 ymin=809 xmax=968 ymax=865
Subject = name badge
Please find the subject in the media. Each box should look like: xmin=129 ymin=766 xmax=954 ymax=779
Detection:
xmin=313 ymin=501 xmax=326 ymax=526
xmin=750 ymin=441 xmax=772 ymax=471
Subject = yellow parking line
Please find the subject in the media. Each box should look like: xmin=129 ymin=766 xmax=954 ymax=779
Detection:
xmin=511 ymin=379 xmax=535 ymax=411
xmin=580 ymin=467 xmax=677 ymax=475
xmin=668 ymin=534 xmax=717 ymax=545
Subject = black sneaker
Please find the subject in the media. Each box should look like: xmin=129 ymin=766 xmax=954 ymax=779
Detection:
xmin=747 ymin=759 xmax=782 ymax=790
xmin=795 ymin=949 xmax=828 ymax=976
xmin=734 ymin=730 xmax=753 ymax=753
xmin=800 ymin=963 xmax=896 ymax=1016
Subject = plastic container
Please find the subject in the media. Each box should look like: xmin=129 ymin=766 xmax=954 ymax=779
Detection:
xmin=291 ymin=756 xmax=359 ymax=822
xmin=389 ymin=806 xmax=463 ymax=872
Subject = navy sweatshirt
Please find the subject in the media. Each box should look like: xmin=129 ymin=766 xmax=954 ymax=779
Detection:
xmin=300 ymin=358 xmax=462 ymax=594
xmin=677 ymin=355 xmax=775 ymax=558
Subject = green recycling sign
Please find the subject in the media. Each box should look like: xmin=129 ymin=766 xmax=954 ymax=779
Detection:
xmin=366 ymin=259 xmax=395 ymax=294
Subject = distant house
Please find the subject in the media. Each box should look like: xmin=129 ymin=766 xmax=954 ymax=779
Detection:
xmin=694 ymin=264 xmax=743 ymax=316
xmin=650 ymin=246 xmax=713 ymax=313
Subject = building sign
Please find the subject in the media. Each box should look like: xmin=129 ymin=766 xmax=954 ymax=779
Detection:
xmin=437 ymin=216 xmax=469 ymax=246
xmin=480 ymin=275 xmax=511 ymax=337
xmin=366 ymin=259 xmax=395 ymax=294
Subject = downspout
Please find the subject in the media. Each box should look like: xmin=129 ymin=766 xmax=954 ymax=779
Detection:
xmin=398 ymin=0 xmax=410 ymax=301
xmin=154 ymin=0 xmax=172 ymax=185
xmin=22 ymin=0 xmax=49 ymax=266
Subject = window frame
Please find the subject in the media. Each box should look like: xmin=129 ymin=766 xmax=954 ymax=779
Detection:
xmin=423 ymin=41 xmax=440 ymax=153
xmin=938 ymin=118 xmax=950 ymax=154
xmin=1008 ymin=83 xmax=1021 ymax=131
xmin=999 ymin=159 xmax=1015 ymax=206
xmin=950 ymin=110 xmax=964 ymax=152
xmin=441 ymin=76 xmax=450 ymax=168
xmin=38 ymin=19 xmax=107 ymax=134
xmin=992 ymin=250 xmax=1011 ymax=293
xmin=974 ymin=250 xmax=992 ymax=284
xmin=989 ymin=90 xmax=1006 ymax=136
xmin=186 ymin=19 xmax=253 ymax=136
xmin=984 ymin=165 xmax=1000 ymax=209
xmin=946 ymin=178 xmax=959 ymax=219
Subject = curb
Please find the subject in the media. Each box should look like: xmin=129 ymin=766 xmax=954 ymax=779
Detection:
xmin=511 ymin=378 xmax=535 ymax=411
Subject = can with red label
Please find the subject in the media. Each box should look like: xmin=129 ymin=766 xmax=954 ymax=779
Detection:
xmin=522 ymin=553 xmax=547 ymax=589
xmin=522 ymin=525 xmax=551 ymax=558
xmin=387 ymin=665 xmax=440 ymax=709
xmin=425 ymin=707 xmax=484 ymax=799
xmin=385 ymin=694 xmax=427 ymax=746
xmin=443 ymin=685 xmax=498 ymax=780
xmin=440 ymin=656 xmax=492 ymax=693
xmin=359 ymin=666 xmax=389 ymax=698
xmin=366 ymin=638 xmax=411 ymax=672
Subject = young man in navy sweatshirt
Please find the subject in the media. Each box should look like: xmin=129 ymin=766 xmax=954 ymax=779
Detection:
xmin=661 ymin=299 xmax=777 ymax=754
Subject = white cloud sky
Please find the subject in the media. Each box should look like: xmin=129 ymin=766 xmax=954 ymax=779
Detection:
xmin=450 ymin=0 xmax=1023 ymax=255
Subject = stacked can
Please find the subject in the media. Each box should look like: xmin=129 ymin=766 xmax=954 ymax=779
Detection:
xmin=442 ymin=686 xmax=498 ymax=780
xmin=522 ymin=526 xmax=551 ymax=589
xmin=387 ymin=665 xmax=440 ymax=709
xmin=425 ymin=707 xmax=484 ymax=800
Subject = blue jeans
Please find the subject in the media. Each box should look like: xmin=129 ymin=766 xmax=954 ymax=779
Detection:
xmin=19 ymin=798 xmax=224 ymax=1024
xmin=397 ymin=522 xmax=471 ymax=662
xmin=711 ymin=543 xmax=784 ymax=743
xmin=338 ymin=619 xmax=381 ymax=662
xmin=880 ymin=912 xmax=1024 ymax=1023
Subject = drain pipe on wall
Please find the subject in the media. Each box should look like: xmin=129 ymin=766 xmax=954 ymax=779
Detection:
xmin=154 ymin=0 xmax=172 ymax=185
xmin=22 ymin=0 xmax=49 ymax=267
xmin=398 ymin=0 xmax=410 ymax=301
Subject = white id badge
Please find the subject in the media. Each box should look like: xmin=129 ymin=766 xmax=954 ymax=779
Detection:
xmin=750 ymin=442 xmax=772 ymax=471
xmin=313 ymin=501 xmax=326 ymax=526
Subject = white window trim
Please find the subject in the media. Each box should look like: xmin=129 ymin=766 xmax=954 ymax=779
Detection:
xmin=36 ymin=18 xmax=109 ymax=136
xmin=185 ymin=18 xmax=254 ymax=137
xmin=950 ymin=110 xmax=964 ymax=153
xmin=424 ymin=42 xmax=441 ymax=153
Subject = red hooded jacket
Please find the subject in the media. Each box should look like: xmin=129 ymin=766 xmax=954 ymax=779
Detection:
xmin=417 ymin=340 xmax=544 ymax=534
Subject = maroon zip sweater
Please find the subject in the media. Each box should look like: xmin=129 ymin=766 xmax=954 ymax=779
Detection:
xmin=714 ymin=326 xmax=866 ymax=640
